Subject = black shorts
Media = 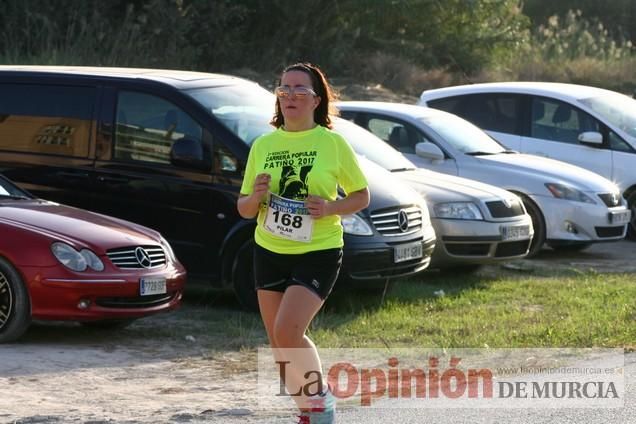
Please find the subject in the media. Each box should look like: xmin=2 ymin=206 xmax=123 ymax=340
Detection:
xmin=253 ymin=244 xmax=343 ymax=300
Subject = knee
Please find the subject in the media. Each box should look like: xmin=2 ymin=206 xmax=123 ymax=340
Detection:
xmin=273 ymin=322 xmax=304 ymax=348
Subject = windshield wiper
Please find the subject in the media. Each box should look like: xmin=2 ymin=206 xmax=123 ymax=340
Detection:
xmin=502 ymin=149 xmax=518 ymax=154
xmin=390 ymin=167 xmax=417 ymax=172
xmin=465 ymin=151 xmax=498 ymax=156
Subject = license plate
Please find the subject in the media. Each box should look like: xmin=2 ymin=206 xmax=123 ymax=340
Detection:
xmin=608 ymin=210 xmax=631 ymax=224
xmin=500 ymin=225 xmax=531 ymax=241
xmin=394 ymin=242 xmax=423 ymax=263
xmin=140 ymin=277 xmax=167 ymax=296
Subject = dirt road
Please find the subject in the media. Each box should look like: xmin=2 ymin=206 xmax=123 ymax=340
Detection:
xmin=508 ymin=239 xmax=636 ymax=274
xmin=1 ymin=240 xmax=634 ymax=423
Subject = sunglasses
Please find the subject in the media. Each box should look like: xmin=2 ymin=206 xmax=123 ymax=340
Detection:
xmin=274 ymin=86 xmax=317 ymax=99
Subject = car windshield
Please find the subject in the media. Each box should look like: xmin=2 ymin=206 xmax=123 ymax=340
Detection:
xmin=332 ymin=119 xmax=416 ymax=172
xmin=0 ymin=175 xmax=31 ymax=199
xmin=186 ymin=83 xmax=418 ymax=172
xmin=420 ymin=114 xmax=506 ymax=155
xmin=579 ymin=93 xmax=636 ymax=139
xmin=186 ymin=83 xmax=276 ymax=145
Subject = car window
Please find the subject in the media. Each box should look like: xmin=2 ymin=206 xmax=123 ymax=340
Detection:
xmin=115 ymin=91 xmax=204 ymax=164
xmin=0 ymin=83 xmax=95 ymax=157
xmin=332 ymin=119 xmax=416 ymax=171
xmin=367 ymin=117 xmax=425 ymax=154
xmin=530 ymin=97 xmax=600 ymax=145
xmin=0 ymin=174 xmax=30 ymax=197
xmin=608 ymin=130 xmax=635 ymax=152
xmin=426 ymin=97 xmax=459 ymax=114
xmin=420 ymin=114 xmax=506 ymax=155
xmin=186 ymin=83 xmax=275 ymax=147
xmin=429 ymin=94 xmax=521 ymax=135
xmin=489 ymin=95 xmax=521 ymax=134
xmin=580 ymin=93 xmax=636 ymax=139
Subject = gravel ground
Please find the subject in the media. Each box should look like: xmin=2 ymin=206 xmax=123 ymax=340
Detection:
xmin=2 ymin=226 xmax=635 ymax=424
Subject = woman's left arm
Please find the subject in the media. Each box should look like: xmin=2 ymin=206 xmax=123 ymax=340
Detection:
xmin=305 ymin=188 xmax=370 ymax=219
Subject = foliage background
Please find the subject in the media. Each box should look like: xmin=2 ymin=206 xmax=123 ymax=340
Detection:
xmin=1 ymin=0 xmax=635 ymax=94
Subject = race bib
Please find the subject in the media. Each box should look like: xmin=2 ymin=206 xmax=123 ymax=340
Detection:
xmin=263 ymin=193 xmax=314 ymax=242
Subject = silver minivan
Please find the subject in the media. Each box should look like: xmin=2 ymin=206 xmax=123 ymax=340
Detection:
xmin=338 ymin=101 xmax=630 ymax=257
xmin=419 ymin=82 xmax=636 ymax=238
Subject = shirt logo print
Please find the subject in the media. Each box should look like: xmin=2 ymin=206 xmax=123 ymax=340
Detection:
xmin=279 ymin=164 xmax=313 ymax=200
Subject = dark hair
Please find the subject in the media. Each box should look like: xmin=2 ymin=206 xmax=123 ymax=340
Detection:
xmin=270 ymin=62 xmax=339 ymax=129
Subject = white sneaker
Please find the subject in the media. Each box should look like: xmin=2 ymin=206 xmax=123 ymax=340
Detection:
xmin=304 ymin=389 xmax=336 ymax=424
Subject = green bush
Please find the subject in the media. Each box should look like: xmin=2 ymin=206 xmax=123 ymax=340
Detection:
xmin=481 ymin=9 xmax=636 ymax=93
xmin=0 ymin=0 xmax=191 ymax=67
xmin=0 ymin=0 xmax=530 ymax=76
xmin=1 ymin=1 xmax=634 ymax=94
xmin=533 ymin=9 xmax=633 ymax=61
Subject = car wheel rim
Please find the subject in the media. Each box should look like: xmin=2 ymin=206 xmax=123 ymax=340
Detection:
xmin=0 ymin=270 xmax=13 ymax=330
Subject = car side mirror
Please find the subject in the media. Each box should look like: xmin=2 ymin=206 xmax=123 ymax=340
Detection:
xmin=170 ymin=138 xmax=211 ymax=171
xmin=415 ymin=142 xmax=445 ymax=161
xmin=578 ymin=131 xmax=603 ymax=146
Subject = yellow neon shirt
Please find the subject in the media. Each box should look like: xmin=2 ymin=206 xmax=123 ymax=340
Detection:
xmin=240 ymin=125 xmax=368 ymax=254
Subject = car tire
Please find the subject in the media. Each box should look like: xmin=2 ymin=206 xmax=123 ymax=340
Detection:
xmin=232 ymin=239 xmax=259 ymax=312
xmin=517 ymin=195 xmax=546 ymax=258
xmin=627 ymin=192 xmax=636 ymax=241
xmin=0 ymin=257 xmax=32 ymax=343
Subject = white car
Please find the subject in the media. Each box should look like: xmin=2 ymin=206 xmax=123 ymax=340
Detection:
xmin=417 ymin=82 xmax=636 ymax=239
xmin=337 ymin=101 xmax=631 ymax=256
xmin=334 ymin=118 xmax=533 ymax=269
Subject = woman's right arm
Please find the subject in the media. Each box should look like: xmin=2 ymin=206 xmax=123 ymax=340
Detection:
xmin=237 ymin=173 xmax=271 ymax=219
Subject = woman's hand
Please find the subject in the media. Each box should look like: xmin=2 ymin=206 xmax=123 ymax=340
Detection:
xmin=237 ymin=173 xmax=270 ymax=219
xmin=305 ymin=188 xmax=370 ymax=219
xmin=306 ymin=195 xmax=331 ymax=218
xmin=253 ymin=173 xmax=271 ymax=200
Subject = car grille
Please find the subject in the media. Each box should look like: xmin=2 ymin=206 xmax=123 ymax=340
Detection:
xmin=597 ymin=193 xmax=621 ymax=207
xmin=96 ymin=292 xmax=177 ymax=309
xmin=106 ymin=245 xmax=166 ymax=269
xmin=370 ymin=205 xmax=423 ymax=236
xmin=494 ymin=240 xmax=531 ymax=257
xmin=445 ymin=243 xmax=491 ymax=256
xmin=485 ymin=200 xmax=525 ymax=218
xmin=595 ymin=226 xmax=624 ymax=238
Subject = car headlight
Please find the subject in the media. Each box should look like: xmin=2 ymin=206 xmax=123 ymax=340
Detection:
xmin=80 ymin=249 xmax=104 ymax=271
xmin=159 ymin=235 xmax=177 ymax=262
xmin=342 ymin=214 xmax=374 ymax=236
xmin=545 ymin=183 xmax=596 ymax=204
xmin=51 ymin=242 xmax=104 ymax=272
xmin=433 ymin=202 xmax=484 ymax=220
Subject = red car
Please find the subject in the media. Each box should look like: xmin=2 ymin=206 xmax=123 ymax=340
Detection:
xmin=0 ymin=175 xmax=186 ymax=342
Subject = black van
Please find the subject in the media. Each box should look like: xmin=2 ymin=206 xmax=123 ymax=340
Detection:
xmin=0 ymin=66 xmax=436 ymax=308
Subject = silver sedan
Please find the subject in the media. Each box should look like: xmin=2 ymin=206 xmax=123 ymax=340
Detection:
xmin=334 ymin=119 xmax=534 ymax=269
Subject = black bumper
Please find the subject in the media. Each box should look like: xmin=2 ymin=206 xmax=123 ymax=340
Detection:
xmin=340 ymin=234 xmax=436 ymax=286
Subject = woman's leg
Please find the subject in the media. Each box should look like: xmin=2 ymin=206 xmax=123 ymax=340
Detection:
xmin=273 ymin=285 xmax=326 ymax=410
xmin=258 ymin=289 xmax=287 ymax=395
xmin=258 ymin=289 xmax=285 ymax=347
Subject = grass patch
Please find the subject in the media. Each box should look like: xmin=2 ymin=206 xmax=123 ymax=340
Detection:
xmin=310 ymin=272 xmax=636 ymax=349
xmin=180 ymin=272 xmax=635 ymax=351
